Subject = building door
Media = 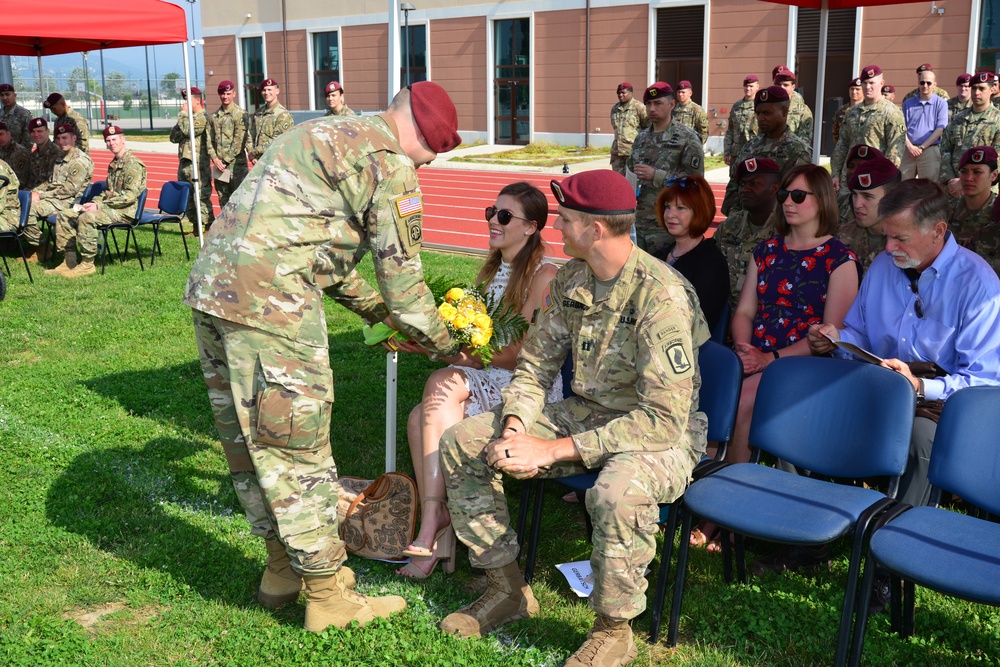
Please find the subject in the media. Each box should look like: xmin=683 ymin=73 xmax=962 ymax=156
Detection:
xmin=797 ymin=8 xmax=857 ymax=155
xmin=655 ymin=7 xmax=705 ymax=102
xmin=494 ymin=18 xmax=530 ymax=145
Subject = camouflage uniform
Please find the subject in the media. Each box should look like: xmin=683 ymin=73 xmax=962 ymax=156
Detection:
xmin=183 ymin=114 xmax=459 ymax=575
xmin=0 ymin=103 xmax=32 ymax=150
xmin=56 ymin=107 xmax=91 ymax=154
xmin=207 ymin=103 xmax=249 ymax=209
xmin=0 ymin=142 xmax=30 ymax=189
xmin=440 ymin=247 xmax=709 ymax=621
xmin=724 ymin=99 xmax=758 ymax=164
xmin=0 ymin=160 xmax=20 ymax=232
xmin=610 ymin=98 xmax=648 ymax=175
xmin=950 ymin=194 xmax=998 ymax=269
xmin=325 ymin=105 xmax=356 ymax=117
xmin=672 ymin=101 xmax=709 ymax=144
xmin=902 ymin=86 xmax=949 ymax=103
xmin=948 ymin=97 xmax=971 ymax=123
xmin=626 ymin=122 xmax=705 ymax=256
xmin=837 ymin=220 xmax=885 ymax=271
xmin=831 ymin=100 xmax=906 ymax=182
xmin=722 ymin=128 xmax=812 ymax=215
xmin=29 ymin=141 xmax=62 ymax=191
xmin=713 ymin=207 xmax=779 ymax=307
xmin=30 ymin=146 xmax=94 ymax=246
xmin=787 ymin=91 xmax=814 ymax=144
xmin=831 ymin=102 xmax=857 ymax=146
xmin=249 ymin=103 xmax=294 ymax=161
xmin=939 ymin=105 xmax=1000 ymax=183
xmin=170 ymin=109 xmax=215 ymax=228
xmin=54 ymin=149 xmax=146 ymax=262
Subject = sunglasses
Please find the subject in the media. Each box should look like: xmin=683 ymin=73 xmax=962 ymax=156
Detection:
xmin=776 ymin=189 xmax=814 ymax=204
xmin=485 ymin=206 xmax=531 ymax=226
xmin=904 ymin=269 xmax=925 ymax=319
xmin=918 ymin=81 xmax=934 ymax=86
xmin=665 ymin=176 xmax=693 ymax=188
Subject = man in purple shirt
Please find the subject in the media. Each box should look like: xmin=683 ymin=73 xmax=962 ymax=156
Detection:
xmin=900 ymin=69 xmax=948 ymax=180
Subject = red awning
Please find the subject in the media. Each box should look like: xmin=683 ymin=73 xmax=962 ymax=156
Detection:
xmin=0 ymin=0 xmax=187 ymax=56
xmin=760 ymin=0 xmax=920 ymax=8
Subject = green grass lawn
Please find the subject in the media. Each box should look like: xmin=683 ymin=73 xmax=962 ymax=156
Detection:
xmin=1 ymin=233 xmax=997 ymax=666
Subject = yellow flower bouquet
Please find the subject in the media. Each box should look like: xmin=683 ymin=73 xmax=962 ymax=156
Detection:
xmin=437 ymin=285 xmax=528 ymax=366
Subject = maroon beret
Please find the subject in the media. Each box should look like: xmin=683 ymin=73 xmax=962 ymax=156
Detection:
xmin=409 ymin=81 xmax=461 ymax=154
xmin=28 ymin=117 xmax=46 ymax=130
xmin=0 ymin=84 xmax=13 ymax=93
xmin=0 ymin=122 xmax=7 ymax=132
xmin=551 ymin=170 xmax=635 ymax=216
xmin=217 ymin=80 xmax=235 ymax=93
xmin=54 ymin=123 xmax=76 ymax=136
xmin=849 ymin=157 xmax=899 ymax=191
xmin=957 ymin=73 xmax=973 ymax=86
xmin=916 ymin=64 xmax=932 ymax=74
xmin=617 ymin=82 xmax=632 ymax=92
xmin=860 ymin=65 xmax=883 ymax=81
xmin=959 ymin=146 xmax=999 ymax=169
xmin=259 ymin=78 xmax=278 ymax=91
xmin=43 ymin=92 xmax=64 ymax=108
xmin=743 ymin=74 xmax=759 ymax=85
xmin=102 ymin=125 xmax=124 ymax=139
xmin=754 ymin=85 xmax=790 ymax=107
xmin=324 ymin=81 xmax=343 ymax=95
xmin=677 ymin=80 xmax=693 ymax=90
xmin=772 ymin=65 xmax=795 ymax=83
xmin=736 ymin=157 xmax=781 ymax=181
xmin=881 ymin=84 xmax=895 ymax=94
xmin=973 ymin=71 xmax=997 ymax=85
xmin=849 ymin=77 xmax=863 ymax=88
xmin=643 ymin=82 xmax=673 ymax=103
xmin=846 ymin=144 xmax=885 ymax=163
xmin=181 ymin=87 xmax=202 ymax=98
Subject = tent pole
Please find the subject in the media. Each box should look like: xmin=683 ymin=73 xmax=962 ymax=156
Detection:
xmin=813 ymin=0 xmax=829 ymax=164
xmin=182 ymin=43 xmax=203 ymax=247
xmin=37 ymin=53 xmax=44 ymax=101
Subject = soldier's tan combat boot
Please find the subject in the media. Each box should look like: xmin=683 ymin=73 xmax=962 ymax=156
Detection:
xmin=439 ymin=561 xmax=539 ymax=638
xmin=302 ymin=569 xmax=406 ymax=632
xmin=63 ymin=260 xmax=96 ymax=278
xmin=257 ymin=539 xmax=357 ymax=609
xmin=563 ymin=616 xmax=637 ymax=667
xmin=44 ymin=250 xmax=77 ymax=276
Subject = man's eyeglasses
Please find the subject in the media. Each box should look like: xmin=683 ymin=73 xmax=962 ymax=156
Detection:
xmin=904 ymin=268 xmax=925 ymax=319
xmin=485 ymin=206 xmax=531 ymax=226
xmin=665 ymin=176 xmax=692 ymax=188
xmin=776 ymin=189 xmax=814 ymax=204
xmin=918 ymin=81 xmax=934 ymax=87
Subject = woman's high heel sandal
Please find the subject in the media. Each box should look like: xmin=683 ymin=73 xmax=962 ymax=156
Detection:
xmin=398 ymin=524 xmax=456 ymax=579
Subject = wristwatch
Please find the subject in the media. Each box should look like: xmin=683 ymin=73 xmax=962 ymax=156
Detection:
xmin=915 ymin=378 xmax=925 ymax=402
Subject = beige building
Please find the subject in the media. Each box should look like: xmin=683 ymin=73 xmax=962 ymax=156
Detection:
xmin=201 ymin=0 xmax=994 ymax=153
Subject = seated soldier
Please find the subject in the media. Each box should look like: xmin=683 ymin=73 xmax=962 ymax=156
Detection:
xmin=949 ymin=146 xmax=1000 ymax=273
xmin=27 ymin=117 xmax=62 ymax=191
xmin=838 ymin=144 xmax=885 ymax=223
xmin=437 ymin=170 xmax=709 ymax=667
xmin=0 ymin=159 xmax=20 ymax=237
xmin=46 ymin=126 xmax=146 ymax=278
xmin=29 ymin=123 xmax=94 ymax=262
xmin=838 ymin=157 xmax=901 ymax=270
xmin=0 ymin=122 xmax=30 ymax=188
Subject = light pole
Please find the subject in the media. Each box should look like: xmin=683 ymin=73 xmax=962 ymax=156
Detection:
xmin=186 ymin=0 xmax=200 ymax=87
xmin=401 ymin=3 xmax=415 ymax=87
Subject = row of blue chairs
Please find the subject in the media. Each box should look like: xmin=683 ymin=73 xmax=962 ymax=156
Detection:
xmin=517 ymin=350 xmax=1000 ymax=665
xmin=0 ymin=180 xmax=193 ymax=283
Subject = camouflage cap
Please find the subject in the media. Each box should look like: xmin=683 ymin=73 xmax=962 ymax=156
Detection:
xmin=754 ymin=85 xmax=790 ymax=108
xmin=860 ymin=65 xmax=883 ymax=81
xmin=551 ymin=170 xmax=636 ymax=215
xmin=772 ymin=65 xmax=795 ymax=83
xmin=643 ymin=82 xmax=673 ymax=102
xmin=408 ymin=81 xmax=461 ymax=154
xmin=847 ymin=144 xmax=885 ymax=163
xmin=957 ymin=73 xmax=973 ymax=86
xmin=849 ymin=157 xmax=899 ymax=191
xmin=43 ymin=92 xmax=64 ymax=108
xmin=959 ymin=146 xmax=999 ymax=170
xmin=736 ymin=157 xmax=781 ymax=182
xmin=28 ymin=117 xmax=46 ymax=130
xmin=102 ymin=125 xmax=124 ymax=139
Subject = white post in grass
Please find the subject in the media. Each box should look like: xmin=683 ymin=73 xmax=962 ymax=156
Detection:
xmin=385 ymin=350 xmax=398 ymax=472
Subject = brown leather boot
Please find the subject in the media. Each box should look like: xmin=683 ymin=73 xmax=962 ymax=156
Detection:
xmin=24 ymin=245 xmax=41 ymax=263
xmin=63 ymin=260 xmax=96 ymax=278
xmin=563 ymin=616 xmax=637 ymax=667
xmin=258 ymin=540 xmax=357 ymax=609
xmin=439 ymin=561 xmax=539 ymax=638
xmin=44 ymin=250 xmax=77 ymax=276
xmin=303 ymin=569 xmax=406 ymax=632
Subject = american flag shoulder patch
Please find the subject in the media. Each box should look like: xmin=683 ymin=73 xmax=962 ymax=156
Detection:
xmin=394 ymin=193 xmax=423 ymax=217
xmin=541 ymin=285 xmax=553 ymax=313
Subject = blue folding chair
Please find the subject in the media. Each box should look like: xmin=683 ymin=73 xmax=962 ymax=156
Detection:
xmin=667 ymin=357 xmax=916 ymax=667
xmin=41 ymin=180 xmax=106 ymax=261
xmin=848 ymin=385 xmax=1000 ymax=666
xmin=136 ymin=181 xmax=192 ymax=264
xmin=97 ymin=189 xmax=148 ymax=274
xmin=710 ymin=301 xmax=731 ymax=345
xmin=0 ymin=190 xmax=35 ymax=283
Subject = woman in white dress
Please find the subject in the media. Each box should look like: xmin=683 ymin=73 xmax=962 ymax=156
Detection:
xmin=396 ymin=182 xmax=560 ymax=579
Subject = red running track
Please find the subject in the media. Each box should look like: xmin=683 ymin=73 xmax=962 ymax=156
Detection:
xmin=93 ymin=149 xmax=726 ymax=262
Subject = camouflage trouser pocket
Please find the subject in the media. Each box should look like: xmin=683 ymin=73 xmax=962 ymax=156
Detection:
xmin=252 ymin=350 xmax=334 ymax=451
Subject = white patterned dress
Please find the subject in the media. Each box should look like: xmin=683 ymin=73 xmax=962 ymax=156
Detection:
xmin=455 ymin=260 xmax=563 ymax=416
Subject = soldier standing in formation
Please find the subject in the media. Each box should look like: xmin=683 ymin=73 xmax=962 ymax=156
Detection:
xmin=0 ymin=83 xmax=33 ymax=150
xmin=882 ymin=84 xmax=897 ymax=104
xmin=672 ymin=80 xmax=709 ymax=143
xmin=42 ymin=93 xmax=90 ymax=154
xmin=609 ymin=82 xmax=648 ymax=175
xmin=29 ymin=123 xmax=93 ymax=262
xmin=437 ymin=169 xmax=709 ymax=667
xmin=771 ymin=65 xmax=814 ymax=144
xmin=170 ymin=87 xmax=215 ymax=232
xmin=902 ymin=64 xmax=950 ymax=103
xmin=28 ymin=118 xmax=62 ymax=192
xmin=831 ymin=65 xmax=906 ymax=191
xmin=626 ymin=82 xmax=704 ymax=257
xmin=724 ymin=74 xmax=759 ymax=166
xmin=46 ymin=125 xmax=147 ymax=278
xmin=832 ymin=77 xmax=863 ymax=146
xmin=0 ymin=122 xmax=30 ymax=188
xmin=940 ymin=72 xmax=1000 ymax=198
xmin=184 ymin=81 xmax=462 ymax=634
xmin=248 ymin=78 xmax=294 ymax=168
xmin=324 ymin=81 xmax=356 ymax=117
xmin=949 ymin=73 xmax=973 ymax=122
xmin=206 ymin=80 xmax=248 ymax=210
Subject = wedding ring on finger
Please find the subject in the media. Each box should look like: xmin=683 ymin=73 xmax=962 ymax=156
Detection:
xmin=505 ymin=449 xmax=511 ymax=459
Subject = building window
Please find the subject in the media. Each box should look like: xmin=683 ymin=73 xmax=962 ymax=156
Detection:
xmin=401 ymin=24 xmax=427 ymax=86
xmin=241 ymin=37 xmax=264 ymax=110
xmin=655 ymin=7 xmax=704 ymax=100
xmin=980 ymin=0 xmax=1000 ymax=71
xmin=313 ymin=31 xmax=340 ymax=109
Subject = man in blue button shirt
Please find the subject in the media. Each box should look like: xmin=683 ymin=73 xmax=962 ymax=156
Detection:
xmin=809 ymin=179 xmax=1000 ymax=507
xmin=900 ymin=70 xmax=948 ymax=181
